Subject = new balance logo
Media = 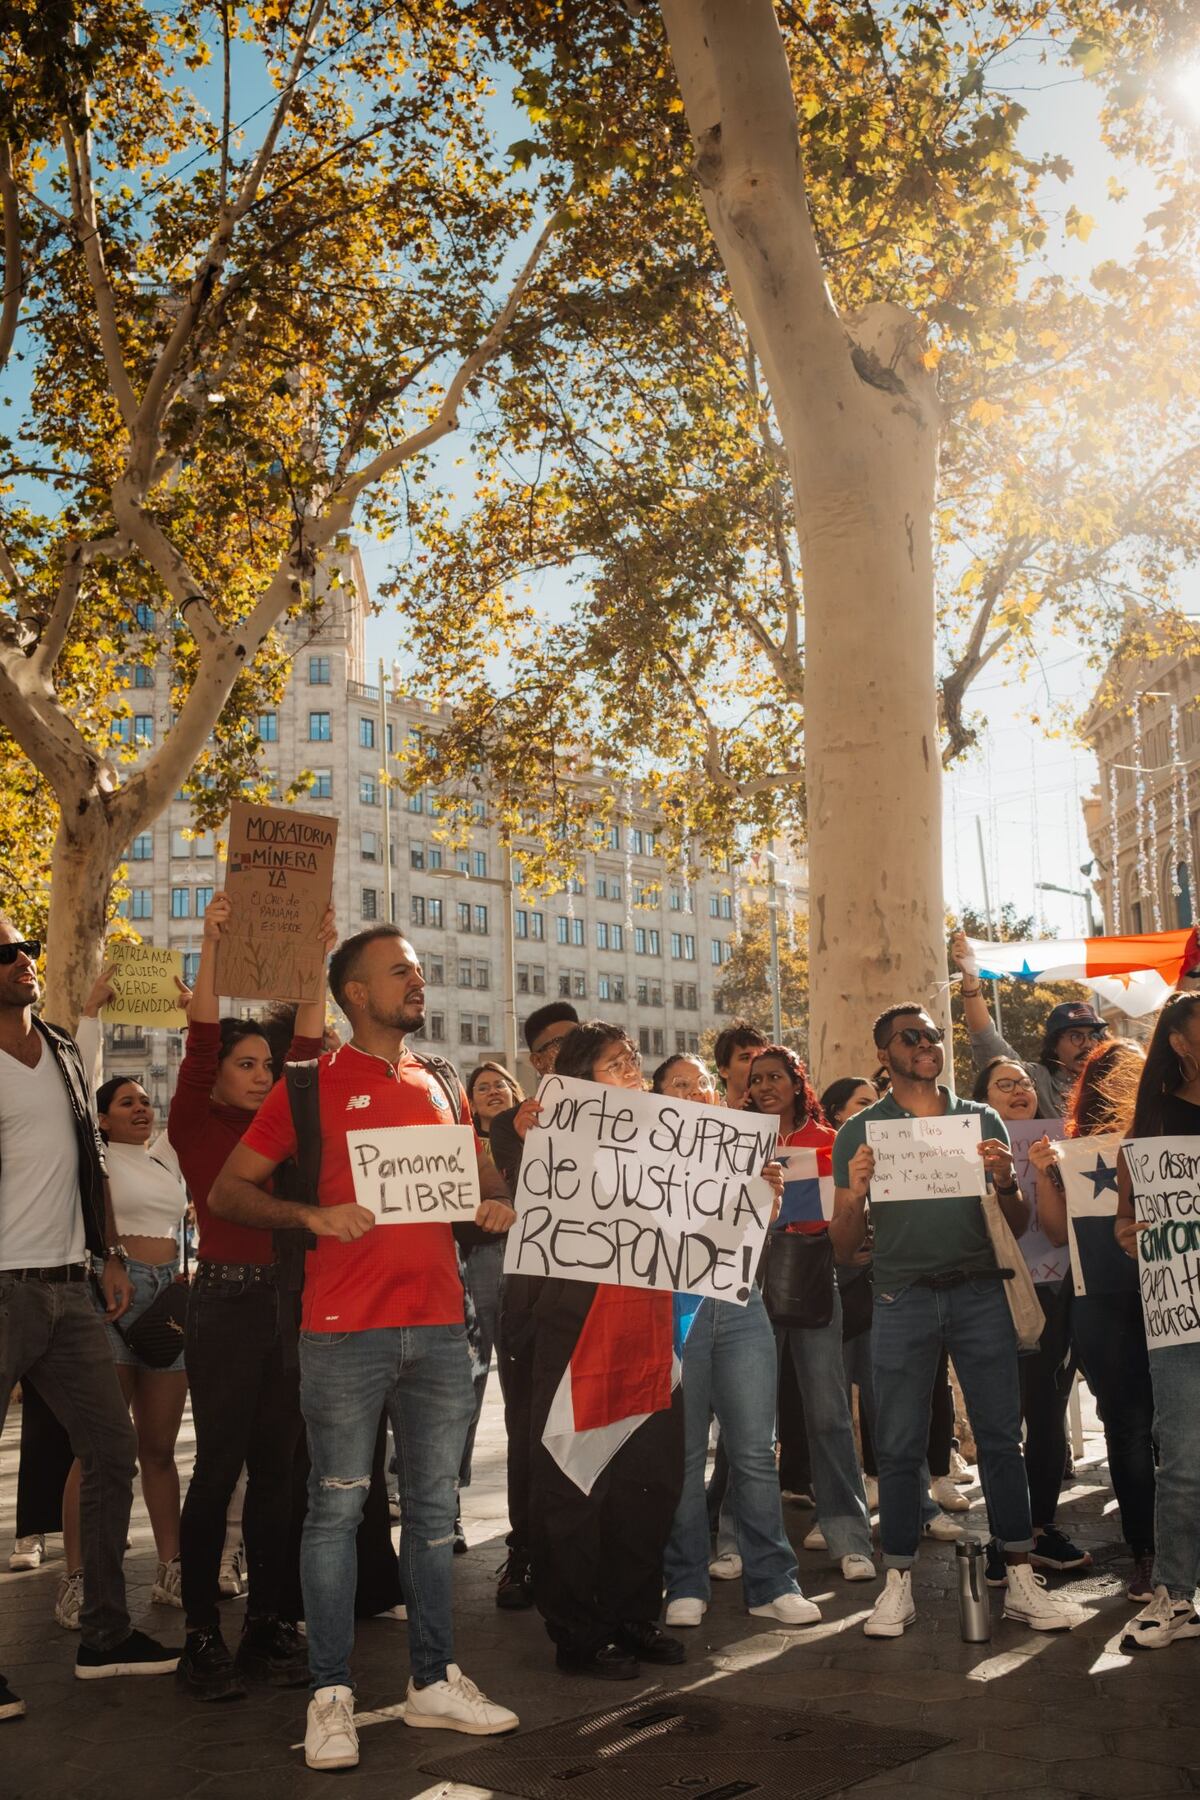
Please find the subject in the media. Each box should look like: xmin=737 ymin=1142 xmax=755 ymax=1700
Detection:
xmin=345 ymin=1094 xmax=371 ymax=1111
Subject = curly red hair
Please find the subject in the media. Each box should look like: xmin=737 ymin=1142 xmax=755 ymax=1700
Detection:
xmin=742 ymin=1044 xmax=826 ymax=1127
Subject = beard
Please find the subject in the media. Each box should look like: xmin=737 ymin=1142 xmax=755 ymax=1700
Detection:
xmin=368 ymin=994 xmax=425 ymax=1032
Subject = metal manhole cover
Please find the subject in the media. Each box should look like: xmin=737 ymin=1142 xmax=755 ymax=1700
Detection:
xmin=418 ymin=1690 xmax=952 ymax=1800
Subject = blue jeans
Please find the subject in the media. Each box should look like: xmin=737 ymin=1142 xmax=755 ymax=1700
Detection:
xmin=459 ymin=1240 xmax=503 ymax=1487
xmin=1148 ymin=1343 xmax=1200 ymax=1600
xmin=872 ymin=1279 xmax=1033 ymax=1567
xmin=665 ymin=1289 xmax=800 ymax=1607
xmin=299 ymin=1324 xmax=475 ymax=1690
xmin=845 ymin=1324 xmax=937 ymax=1527
xmin=1071 ymin=1292 xmax=1156 ymax=1555
xmin=90 ymin=1255 xmax=184 ymax=1371
xmin=781 ymin=1284 xmax=873 ymax=1559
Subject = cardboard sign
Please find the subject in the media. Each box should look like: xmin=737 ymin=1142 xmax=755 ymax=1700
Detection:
xmin=865 ymin=1113 xmax=985 ymax=1202
xmin=1006 ymin=1118 xmax=1070 ymax=1286
xmin=1121 ymin=1136 xmax=1200 ymax=1350
xmin=216 ymin=801 xmax=337 ymax=1002
xmin=1058 ymin=1133 xmax=1127 ymax=1298
xmin=103 ymin=943 xmax=188 ymax=1030
xmin=504 ymin=1075 xmax=778 ymax=1303
xmin=347 ymin=1124 xmax=480 ymax=1224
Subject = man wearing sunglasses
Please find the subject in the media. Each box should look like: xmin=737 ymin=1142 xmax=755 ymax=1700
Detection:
xmin=0 ymin=922 xmax=179 ymax=1715
xmin=950 ymin=929 xmax=1108 ymax=1116
xmin=830 ymin=1003 xmax=1087 ymax=1642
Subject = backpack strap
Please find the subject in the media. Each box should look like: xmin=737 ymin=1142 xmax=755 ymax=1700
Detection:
xmin=274 ymin=1059 xmax=322 ymax=1294
xmin=413 ymin=1051 xmax=465 ymax=1124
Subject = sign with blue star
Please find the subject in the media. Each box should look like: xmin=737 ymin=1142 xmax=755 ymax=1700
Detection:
xmin=1058 ymin=1135 xmax=1130 ymax=1297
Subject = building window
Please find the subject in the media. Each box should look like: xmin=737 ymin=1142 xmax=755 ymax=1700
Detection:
xmin=458 ymin=959 xmax=474 ymax=988
xmin=134 ymin=665 xmax=154 ymax=689
xmin=195 ymin=885 xmax=214 ymax=915
xmin=475 ymin=905 xmax=488 ymax=934
xmin=429 ymin=897 xmax=443 ymax=928
xmin=131 ymin=889 xmax=153 ymax=920
xmin=410 ymin=844 xmax=425 ymax=869
xmin=558 ymin=973 xmax=572 ymax=998
xmin=683 ymin=935 xmax=695 ymax=960
xmin=671 ymin=932 xmax=682 ymax=959
xmin=130 ymin=833 xmax=153 ymax=861
xmin=515 ymin=910 xmax=529 ymax=939
xmin=411 ymin=896 xmax=426 ymax=927
xmin=573 ymin=973 xmax=587 ymax=999
xmin=456 ymin=851 xmax=470 ymax=876
xmin=649 ymin=929 xmax=661 ymax=955
xmin=360 ymin=777 xmax=378 ymax=806
xmin=475 ymin=961 xmax=490 ymax=989
xmin=529 ymin=911 xmax=544 ymax=940
xmin=517 ymin=965 xmax=530 ymax=995
xmin=638 ymin=1027 xmax=650 ymax=1053
xmin=408 ymin=789 xmax=424 ymax=814
xmin=460 ymin=1018 xmax=475 ymax=1045
xmin=635 ymin=928 xmax=647 ymax=955
xmin=134 ymin=713 xmax=155 ymax=742
xmin=359 ymin=718 xmax=376 ymax=750
xmin=598 ymin=974 xmax=625 ymax=1003
xmin=309 ymin=712 xmax=332 ymax=741
xmin=597 ymin=922 xmax=609 ymax=950
xmin=362 ymin=888 xmax=378 ymax=921
xmin=470 ymin=850 xmax=486 ymax=878
xmin=361 ymin=830 xmax=379 ymax=862
xmin=428 ymin=846 xmax=442 ymax=870
xmin=194 ymin=831 xmax=214 ymax=857
xmin=310 ymin=768 xmax=333 ymax=800
xmin=669 ymin=886 xmax=682 ymax=911
xmin=608 ymin=825 xmax=621 ymax=851
xmin=476 ymin=1014 xmax=491 ymax=1043
xmin=1177 ymin=862 xmax=1194 ymax=928
xmin=171 ymin=829 xmax=190 ymax=857
xmin=426 ymin=955 xmax=444 ymax=984
xmin=309 ymin=655 xmax=331 ymax=684
xmin=458 ymin=901 xmax=471 ymax=933
xmin=596 ymin=876 xmax=608 ymax=899
xmin=428 ymin=1012 xmax=446 ymax=1042
xmin=556 ymin=917 xmax=569 ymax=945
xmin=257 ymin=712 xmax=278 ymax=742
xmin=135 ymin=602 xmax=155 ymax=629
xmin=170 ymin=887 xmax=190 ymax=919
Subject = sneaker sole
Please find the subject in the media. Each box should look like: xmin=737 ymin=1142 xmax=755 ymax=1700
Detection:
xmin=863 ymin=1612 xmax=916 ymax=1639
xmin=748 ymin=1607 xmax=822 ymax=1626
xmin=1002 ymin=1607 xmax=1079 ymax=1632
xmin=151 ymin=1592 xmax=185 ymax=1607
xmin=305 ymin=1748 xmax=359 ymax=1769
xmin=9 ymin=1558 xmax=42 ymax=1571
xmin=664 ymin=1614 xmax=705 ymax=1628
xmin=1121 ymin=1621 xmax=1200 ymax=1651
xmin=0 ymin=1699 xmax=27 ymax=1720
xmin=1030 ymin=1555 xmax=1092 ymax=1572
xmin=76 ymin=1658 xmax=181 ymax=1680
xmin=401 ymin=1708 xmax=519 ymax=1734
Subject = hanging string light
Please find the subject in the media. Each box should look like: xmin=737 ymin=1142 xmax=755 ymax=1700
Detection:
xmin=1133 ymin=700 xmax=1151 ymax=902
xmin=782 ymin=876 xmax=796 ymax=951
xmin=1184 ymin=761 xmax=1198 ymax=927
xmin=1146 ymin=780 xmax=1163 ymax=930
xmin=623 ymin=783 xmax=634 ymax=931
xmin=1108 ymin=767 xmax=1120 ymax=931
xmin=1170 ymin=705 xmax=1184 ymax=898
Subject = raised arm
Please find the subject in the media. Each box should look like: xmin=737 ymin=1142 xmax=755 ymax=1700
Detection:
xmin=188 ymin=890 xmax=231 ymax=1026
xmin=951 ymin=929 xmax=1018 ymax=1066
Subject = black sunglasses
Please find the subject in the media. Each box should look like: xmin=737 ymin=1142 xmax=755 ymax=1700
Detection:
xmin=884 ymin=1024 xmax=944 ymax=1050
xmin=0 ymin=940 xmax=40 ymax=965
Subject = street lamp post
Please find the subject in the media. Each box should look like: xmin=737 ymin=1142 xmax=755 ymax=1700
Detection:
xmin=766 ymin=851 xmax=783 ymax=1045
xmin=1035 ymin=880 xmax=1098 ymax=938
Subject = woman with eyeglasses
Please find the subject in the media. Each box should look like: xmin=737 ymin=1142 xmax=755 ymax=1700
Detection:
xmin=972 ymin=1057 xmax=1091 ymax=1584
xmin=746 ymin=1047 xmax=876 ymax=1582
xmin=1116 ymin=995 xmax=1200 ymax=1649
xmin=1033 ymin=1038 xmax=1156 ymax=1602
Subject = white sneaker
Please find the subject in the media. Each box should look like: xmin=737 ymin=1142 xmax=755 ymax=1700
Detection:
xmin=863 ymin=1476 xmax=879 ymax=1511
xmin=305 ymin=1685 xmax=358 ymax=1770
xmin=864 ymin=1568 xmax=916 ymax=1638
xmin=930 ymin=1476 xmax=970 ymax=1512
xmin=151 ymin=1556 xmax=183 ymax=1607
xmin=1003 ymin=1562 xmax=1087 ymax=1632
xmin=748 ymin=1592 xmax=821 ymax=1626
xmin=842 ymin=1554 xmax=877 ymax=1582
xmin=9 ymin=1534 xmax=44 ymax=1571
xmin=55 ymin=1570 xmax=83 ymax=1631
xmin=949 ymin=1448 xmax=973 ymax=1484
xmin=708 ymin=1552 xmax=742 ymax=1580
xmin=373 ymin=1603 xmax=407 ymax=1622
xmin=402 ymin=1664 xmax=519 ymax=1736
xmin=218 ymin=1547 xmax=244 ymax=1598
xmin=1120 ymin=1586 xmax=1200 ymax=1652
xmin=665 ymin=1597 xmax=706 ymax=1627
xmin=802 ymin=1524 xmax=827 ymax=1551
xmin=923 ymin=1511 xmax=964 ymax=1542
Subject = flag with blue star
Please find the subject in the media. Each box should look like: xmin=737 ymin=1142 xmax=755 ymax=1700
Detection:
xmin=1058 ymin=1135 xmax=1133 ymax=1297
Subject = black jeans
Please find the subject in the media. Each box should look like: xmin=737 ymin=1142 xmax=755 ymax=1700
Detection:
xmin=776 ymin=1343 xmax=811 ymax=1493
xmin=16 ymin=1376 xmax=74 ymax=1537
xmin=1071 ymin=1290 xmax=1156 ymax=1555
xmin=927 ymin=1347 xmax=956 ymax=1478
xmin=179 ymin=1277 xmax=304 ymax=1630
xmin=499 ymin=1283 xmax=537 ymax=1563
xmin=0 ymin=1275 xmax=137 ymax=1650
xmin=1019 ymin=1280 xmax=1077 ymax=1530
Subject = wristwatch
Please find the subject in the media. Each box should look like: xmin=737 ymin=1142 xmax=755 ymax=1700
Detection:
xmin=105 ymin=1243 xmax=129 ymax=1264
xmin=993 ymin=1180 xmax=1019 ymax=1197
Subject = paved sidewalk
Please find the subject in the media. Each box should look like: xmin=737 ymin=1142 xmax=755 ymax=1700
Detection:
xmin=1 ymin=1388 xmax=1195 ymax=1800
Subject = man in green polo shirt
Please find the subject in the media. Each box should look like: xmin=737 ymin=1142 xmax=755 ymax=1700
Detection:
xmin=831 ymin=1003 xmax=1088 ymax=1641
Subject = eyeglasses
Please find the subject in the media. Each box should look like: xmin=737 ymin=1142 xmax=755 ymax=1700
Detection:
xmin=595 ymin=1049 xmax=642 ymax=1079
xmin=991 ymin=1076 xmax=1035 ymax=1094
xmin=883 ymin=1024 xmax=944 ymax=1050
xmin=532 ymin=1028 xmax=575 ymax=1058
xmin=0 ymin=940 xmax=40 ymax=965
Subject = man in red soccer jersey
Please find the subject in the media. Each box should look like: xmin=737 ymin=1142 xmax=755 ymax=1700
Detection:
xmin=211 ymin=925 xmax=519 ymax=1770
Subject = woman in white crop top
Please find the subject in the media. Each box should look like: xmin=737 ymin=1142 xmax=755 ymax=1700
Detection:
xmin=54 ymin=986 xmax=191 ymax=1625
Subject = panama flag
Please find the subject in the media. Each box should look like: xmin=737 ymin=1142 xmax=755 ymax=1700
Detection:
xmin=966 ymin=927 xmax=1200 ymax=1019
xmin=542 ymin=1287 xmax=680 ymax=1496
xmin=777 ymin=1142 xmax=835 ymax=1226
xmin=1058 ymin=1134 xmax=1129 ymax=1297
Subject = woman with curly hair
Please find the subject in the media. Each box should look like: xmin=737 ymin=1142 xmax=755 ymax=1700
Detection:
xmin=746 ymin=1047 xmax=875 ymax=1580
xmin=1031 ymin=1038 xmax=1156 ymax=1602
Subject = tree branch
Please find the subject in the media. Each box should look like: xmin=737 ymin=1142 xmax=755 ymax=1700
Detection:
xmin=0 ymin=142 xmax=23 ymax=376
xmin=30 ymin=536 xmax=129 ymax=682
xmin=60 ymin=127 xmax=138 ymax=432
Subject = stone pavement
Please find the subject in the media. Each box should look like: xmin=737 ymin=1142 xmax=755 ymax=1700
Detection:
xmin=1 ymin=1385 xmax=1195 ymax=1800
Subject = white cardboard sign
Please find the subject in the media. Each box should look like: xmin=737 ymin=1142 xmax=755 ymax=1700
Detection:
xmin=347 ymin=1124 xmax=480 ymax=1223
xmin=1121 ymin=1135 xmax=1200 ymax=1350
xmin=865 ymin=1113 xmax=985 ymax=1202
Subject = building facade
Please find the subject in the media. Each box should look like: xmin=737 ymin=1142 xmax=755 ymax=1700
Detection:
xmin=103 ymin=548 xmax=808 ymax=1106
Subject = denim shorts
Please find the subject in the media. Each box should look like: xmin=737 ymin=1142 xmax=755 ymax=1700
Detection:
xmin=90 ymin=1256 xmax=185 ymax=1373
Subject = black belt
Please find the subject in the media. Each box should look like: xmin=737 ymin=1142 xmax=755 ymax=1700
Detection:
xmin=194 ymin=1259 xmax=278 ymax=1286
xmin=914 ymin=1268 xmax=1012 ymax=1291
xmin=5 ymin=1263 xmax=91 ymax=1284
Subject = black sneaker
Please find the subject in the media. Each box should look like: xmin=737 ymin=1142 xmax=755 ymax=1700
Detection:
xmin=75 ymin=1628 xmax=180 ymax=1681
xmin=0 ymin=1675 xmax=25 ymax=1720
xmin=236 ymin=1616 xmax=309 ymax=1688
xmin=453 ymin=1504 xmax=468 ymax=1555
xmin=1031 ymin=1527 xmax=1092 ymax=1573
xmin=176 ymin=1625 xmax=246 ymax=1701
xmin=985 ymin=1539 xmax=1008 ymax=1588
xmin=496 ymin=1551 xmax=534 ymax=1612
xmin=619 ymin=1621 xmax=686 ymax=1665
xmin=555 ymin=1639 xmax=640 ymax=1680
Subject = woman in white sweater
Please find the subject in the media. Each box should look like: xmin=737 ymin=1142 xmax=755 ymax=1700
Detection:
xmin=55 ymin=978 xmax=190 ymax=1628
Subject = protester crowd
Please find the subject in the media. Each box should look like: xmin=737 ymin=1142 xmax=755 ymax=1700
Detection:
xmin=2 ymin=901 xmax=1199 ymax=1768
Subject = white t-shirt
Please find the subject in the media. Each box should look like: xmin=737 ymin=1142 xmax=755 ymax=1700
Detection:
xmin=0 ymin=1038 xmax=86 ymax=1270
xmin=104 ymin=1140 xmax=186 ymax=1239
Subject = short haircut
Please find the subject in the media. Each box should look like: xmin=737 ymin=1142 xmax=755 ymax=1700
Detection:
xmin=872 ymin=1003 xmax=926 ymax=1049
xmin=523 ymin=1000 xmax=579 ymax=1052
xmin=328 ymin=924 xmax=405 ymax=1013
xmin=95 ymin=1074 xmax=145 ymax=1117
xmin=217 ymin=1018 xmax=271 ymax=1064
xmin=554 ymin=1020 xmax=634 ymax=1082
xmin=713 ymin=1019 xmax=768 ymax=1072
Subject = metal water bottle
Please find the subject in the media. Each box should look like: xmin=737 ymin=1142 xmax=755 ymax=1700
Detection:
xmin=955 ymin=1538 xmax=992 ymax=1642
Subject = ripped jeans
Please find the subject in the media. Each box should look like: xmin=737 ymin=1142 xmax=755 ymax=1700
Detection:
xmin=299 ymin=1323 xmax=475 ymax=1690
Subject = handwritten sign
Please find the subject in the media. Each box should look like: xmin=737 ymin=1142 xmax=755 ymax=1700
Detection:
xmin=504 ymin=1075 xmax=778 ymax=1303
xmin=1006 ymin=1119 xmax=1070 ymax=1286
xmin=216 ymin=801 xmax=337 ymax=1003
xmin=1058 ymin=1133 xmax=1127 ymax=1298
xmin=104 ymin=943 xmax=187 ymax=1030
xmin=1121 ymin=1136 xmax=1200 ymax=1350
xmin=347 ymin=1124 xmax=480 ymax=1224
xmin=865 ymin=1113 xmax=985 ymax=1202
